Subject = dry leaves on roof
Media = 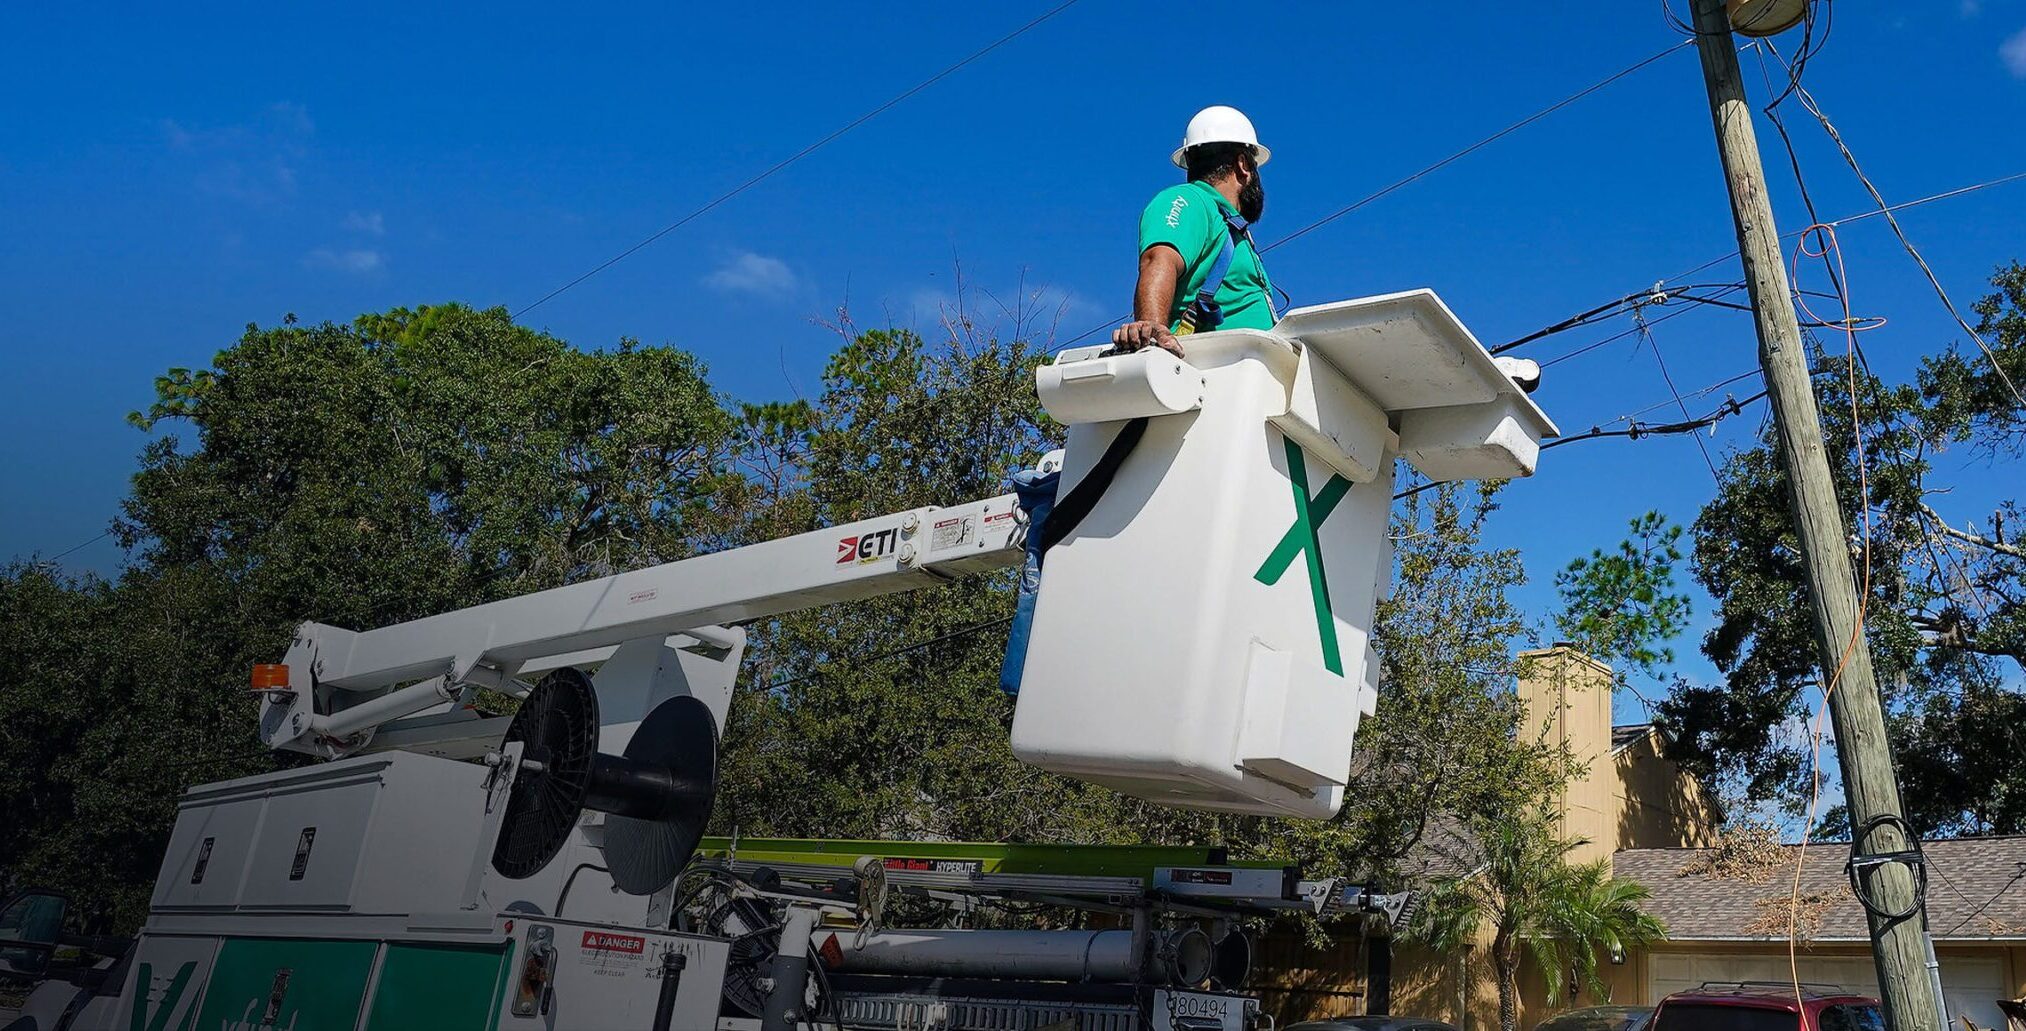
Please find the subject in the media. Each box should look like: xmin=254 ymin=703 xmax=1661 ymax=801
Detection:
xmin=1743 ymin=889 xmax=1850 ymax=942
xmin=1679 ymin=821 xmax=1786 ymax=884
xmin=1973 ymin=915 xmax=2025 ymax=937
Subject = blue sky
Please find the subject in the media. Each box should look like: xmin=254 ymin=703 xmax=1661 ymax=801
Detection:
xmin=4 ymin=1 xmax=2024 ymax=729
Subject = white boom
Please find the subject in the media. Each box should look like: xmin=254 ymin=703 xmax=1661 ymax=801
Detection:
xmin=258 ymin=489 xmax=1033 ymax=758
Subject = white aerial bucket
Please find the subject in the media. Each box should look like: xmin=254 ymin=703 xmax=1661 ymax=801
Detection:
xmin=1010 ymin=290 xmax=1556 ymax=819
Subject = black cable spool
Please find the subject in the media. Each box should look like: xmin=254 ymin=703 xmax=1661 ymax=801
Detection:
xmin=1844 ymin=813 xmax=1929 ymax=926
xmin=490 ymin=666 xmax=718 ymax=894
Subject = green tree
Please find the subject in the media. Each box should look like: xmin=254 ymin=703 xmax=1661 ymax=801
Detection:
xmin=0 ymin=560 xmax=294 ymax=927
xmin=122 ymin=303 xmax=737 ymax=623
xmin=1553 ymin=511 xmax=1692 ymax=680
xmin=1413 ymin=812 xmax=1666 ymax=1031
xmin=1302 ymin=482 xmax=1564 ymax=884
xmin=1 ymin=303 xmax=738 ymax=928
xmin=1659 ymin=263 xmax=2026 ymax=831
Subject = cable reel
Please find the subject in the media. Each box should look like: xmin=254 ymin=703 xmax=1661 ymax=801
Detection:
xmin=489 ymin=667 xmax=718 ymax=894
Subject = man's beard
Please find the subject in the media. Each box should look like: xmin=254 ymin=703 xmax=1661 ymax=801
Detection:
xmin=1238 ymin=176 xmax=1265 ymax=224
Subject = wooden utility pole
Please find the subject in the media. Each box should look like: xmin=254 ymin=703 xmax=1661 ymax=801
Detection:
xmin=1686 ymin=3 xmax=1942 ymax=1030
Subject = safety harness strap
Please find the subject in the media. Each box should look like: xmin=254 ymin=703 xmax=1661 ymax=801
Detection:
xmin=1037 ymin=417 xmax=1150 ymax=556
xmin=1183 ymin=211 xmax=1257 ymax=333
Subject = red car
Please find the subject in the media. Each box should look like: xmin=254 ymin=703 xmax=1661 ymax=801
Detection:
xmin=1651 ymin=981 xmax=1885 ymax=1031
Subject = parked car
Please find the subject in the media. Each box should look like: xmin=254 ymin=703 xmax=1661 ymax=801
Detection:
xmin=0 ymin=889 xmax=131 ymax=1031
xmin=1651 ymin=981 xmax=1884 ymax=1031
xmin=1535 ymin=1004 xmax=1655 ymax=1031
xmin=1286 ymin=1017 xmax=1463 ymax=1031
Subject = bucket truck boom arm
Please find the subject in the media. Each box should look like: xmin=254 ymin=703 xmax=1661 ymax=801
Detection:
xmin=257 ymin=488 xmax=1035 ymax=758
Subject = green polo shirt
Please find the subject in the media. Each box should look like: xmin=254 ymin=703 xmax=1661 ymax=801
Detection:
xmin=1137 ymin=180 xmax=1275 ymax=332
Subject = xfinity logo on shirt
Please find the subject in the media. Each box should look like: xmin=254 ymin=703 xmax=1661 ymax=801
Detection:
xmin=1165 ymin=194 xmax=1189 ymax=228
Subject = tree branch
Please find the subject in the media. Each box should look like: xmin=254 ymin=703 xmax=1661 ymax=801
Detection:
xmin=1920 ymin=503 xmax=2026 ymax=560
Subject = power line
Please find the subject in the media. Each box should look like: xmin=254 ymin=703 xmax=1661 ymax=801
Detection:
xmin=764 ymin=614 xmax=1015 ymax=693
xmin=1633 ymin=312 xmax=1721 ymax=482
xmin=1491 ymin=167 xmax=2026 ymax=363
xmin=1661 ymin=169 xmax=2026 ymax=287
xmin=1605 ymin=367 xmax=1762 ymax=426
xmin=513 ymin=0 xmax=1084 ymax=320
xmin=1046 ymin=40 xmax=1694 ymax=355
xmin=1391 ymin=386 xmax=1767 ymax=501
xmin=1490 ymin=282 xmax=1746 ymax=355
xmin=1520 ymin=281 xmax=1878 ymax=370
xmin=1538 ymin=285 xmax=1747 ymax=369
xmin=1493 ymin=282 xmax=1874 ymax=358
xmin=1544 ymin=390 xmax=1769 ymax=453
xmin=1765 ymin=42 xmax=2025 ymax=408
xmin=30 ymin=529 xmax=113 ymax=567
xmin=1261 ymin=40 xmax=1693 ymax=255
xmin=1942 ymin=862 xmax=2026 ymax=937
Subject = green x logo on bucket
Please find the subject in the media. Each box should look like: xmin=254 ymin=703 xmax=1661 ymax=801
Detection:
xmin=1253 ymin=436 xmax=1352 ymax=675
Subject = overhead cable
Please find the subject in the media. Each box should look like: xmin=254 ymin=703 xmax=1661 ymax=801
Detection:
xmin=513 ymin=0 xmax=1084 ymax=320
xmin=1047 ymin=40 xmax=1695 ymax=355
xmin=30 ymin=528 xmax=113 ymax=567
xmin=1766 ymin=41 xmax=2024 ymax=407
xmin=764 ymin=614 xmax=1016 ymax=693
xmin=1605 ymin=367 xmax=1762 ymax=426
xmin=1491 ymin=282 xmax=1744 ymax=354
xmin=1505 ymin=167 xmax=2026 ymax=363
xmin=1391 ymin=387 xmax=1767 ymax=501
xmin=1259 ymin=40 xmax=1694 ymax=255
xmin=1543 ymin=389 xmax=1768 ymax=452
xmin=1633 ymin=312 xmax=1721 ymax=482
xmin=1662 ymin=170 xmax=2026 ymax=287
xmin=1537 ymin=285 xmax=1747 ymax=369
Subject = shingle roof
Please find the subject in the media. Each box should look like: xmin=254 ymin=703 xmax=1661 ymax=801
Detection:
xmin=1399 ymin=815 xmax=1480 ymax=881
xmin=1611 ymin=724 xmax=1656 ymax=754
xmin=1614 ymin=836 xmax=2026 ymax=941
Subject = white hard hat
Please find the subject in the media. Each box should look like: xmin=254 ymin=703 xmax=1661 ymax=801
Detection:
xmin=1171 ymin=105 xmax=1271 ymax=169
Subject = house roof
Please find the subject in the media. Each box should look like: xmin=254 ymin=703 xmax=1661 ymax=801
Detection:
xmin=1400 ymin=815 xmax=1480 ymax=881
xmin=1614 ymin=836 xmax=2026 ymax=942
xmin=1611 ymin=724 xmax=1656 ymax=754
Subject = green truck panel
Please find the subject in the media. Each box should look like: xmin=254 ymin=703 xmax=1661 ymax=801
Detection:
xmin=193 ymin=938 xmax=377 ymax=1030
xmin=364 ymin=941 xmax=512 ymax=1030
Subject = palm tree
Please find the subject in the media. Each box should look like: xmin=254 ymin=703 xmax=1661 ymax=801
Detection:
xmin=1411 ymin=813 xmax=1667 ymax=1031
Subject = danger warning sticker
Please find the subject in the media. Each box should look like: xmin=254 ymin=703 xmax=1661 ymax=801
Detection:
xmin=931 ymin=516 xmax=974 ymax=550
xmin=582 ymin=931 xmax=646 ymax=955
xmin=577 ymin=930 xmax=649 ymax=978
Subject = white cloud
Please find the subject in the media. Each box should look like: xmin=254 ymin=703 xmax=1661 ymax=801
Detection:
xmin=266 ymin=102 xmax=314 ymax=136
xmin=303 ymin=247 xmax=384 ymax=274
xmin=2004 ymin=26 xmax=2026 ymax=77
xmin=343 ymin=211 xmax=385 ymax=235
xmin=161 ymin=118 xmax=196 ymax=150
xmin=703 ymin=251 xmax=798 ymax=295
xmin=159 ymin=103 xmax=313 ymax=207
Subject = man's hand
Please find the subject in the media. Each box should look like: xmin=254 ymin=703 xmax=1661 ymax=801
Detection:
xmin=1110 ymin=320 xmax=1183 ymax=357
xmin=1116 ymin=244 xmax=1187 ymax=357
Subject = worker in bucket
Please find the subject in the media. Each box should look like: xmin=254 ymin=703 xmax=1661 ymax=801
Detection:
xmin=1109 ymin=105 xmax=1277 ymax=357
xmin=1003 ymin=108 xmax=1278 ymax=696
